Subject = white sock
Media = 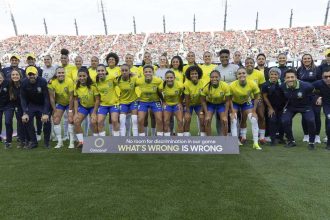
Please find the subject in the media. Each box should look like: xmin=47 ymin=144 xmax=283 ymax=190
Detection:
xmin=184 ymin=132 xmax=191 ymax=136
xmin=113 ymin=131 xmax=120 ymax=136
xmin=152 ymin=128 xmax=156 ymax=136
xmin=98 ymin=131 xmax=106 ymax=136
xmin=131 ymin=115 xmax=138 ymax=136
xmin=83 ymin=116 xmax=89 ymax=136
xmin=63 ymin=111 xmax=68 ymax=137
xmin=76 ymin=133 xmax=84 ymax=143
xmin=259 ymin=129 xmax=265 ymax=139
xmin=196 ymin=117 xmax=200 ymax=135
xmin=231 ymin=118 xmax=238 ymax=137
xmin=177 ymin=133 xmax=183 ymax=136
xmin=120 ymin=114 xmax=127 ymax=136
xmin=144 ymin=126 xmax=148 ymax=136
xmin=240 ymin=128 xmax=247 ymax=139
xmin=157 ymin=132 xmax=163 ymax=136
xmin=200 ymin=132 xmax=206 ymax=136
xmin=126 ymin=114 xmax=131 ymax=136
xmin=54 ymin=124 xmax=62 ymax=144
xmin=164 ymin=132 xmax=171 ymax=136
xmin=68 ymin=124 xmax=75 ymax=144
xmin=248 ymin=113 xmax=259 ymax=142
xmin=139 ymin=133 xmax=146 ymax=136
xmin=93 ymin=133 xmax=99 ymax=136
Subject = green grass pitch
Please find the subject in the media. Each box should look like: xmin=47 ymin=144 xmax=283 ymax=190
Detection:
xmin=0 ymin=115 xmax=329 ymax=219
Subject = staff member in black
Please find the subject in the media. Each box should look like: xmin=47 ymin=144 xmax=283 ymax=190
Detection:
xmin=21 ymin=66 xmax=51 ymax=149
xmin=2 ymin=54 xmax=25 ymax=79
xmin=0 ymin=71 xmax=11 ymax=147
xmin=281 ymin=69 xmax=316 ymax=150
xmin=313 ymin=66 xmax=330 ymax=150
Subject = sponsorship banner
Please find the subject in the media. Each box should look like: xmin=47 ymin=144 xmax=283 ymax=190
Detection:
xmin=82 ymin=136 xmax=239 ymax=154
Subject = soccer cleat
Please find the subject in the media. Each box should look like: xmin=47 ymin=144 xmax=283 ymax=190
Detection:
xmin=54 ymin=142 xmax=63 ymax=149
xmin=75 ymin=142 xmax=83 ymax=149
xmin=285 ymin=141 xmax=297 ymax=148
xmin=240 ymin=137 xmax=247 ymax=145
xmin=253 ymin=142 xmax=262 ymax=150
xmin=302 ymin=135 xmax=309 ymax=142
xmin=238 ymin=140 xmax=243 ymax=146
xmin=308 ymin=143 xmax=315 ymax=150
xmin=68 ymin=143 xmax=75 ymax=149
xmin=323 ymin=137 xmax=328 ymax=143
xmin=315 ymin=135 xmax=321 ymax=144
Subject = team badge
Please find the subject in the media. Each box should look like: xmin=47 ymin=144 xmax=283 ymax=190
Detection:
xmin=297 ymin=92 xmax=302 ymax=98
xmin=153 ymin=86 xmax=157 ymax=91
xmin=309 ymin=72 xmax=314 ymax=76
xmin=64 ymin=87 xmax=68 ymax=92
xmin=37 ymin=87 xmax=42 ymax=93
xmin=3 ymin=88 xmax=7 ymax=92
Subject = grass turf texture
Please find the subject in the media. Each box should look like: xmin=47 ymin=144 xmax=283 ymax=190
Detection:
xmin=0 ymin=115 xmax=330 ymax=219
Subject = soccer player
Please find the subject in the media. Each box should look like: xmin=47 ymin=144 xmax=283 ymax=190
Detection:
xmin=2 ymin=54 xmax=25 ymax=79
xmin=313 ymin=66 xmax=330 ymax=149
xmin=280 ymin=69 xmax=316 ymax=150
xmin=95 ymin=64 xmax=120 ymax=136
xmin=199 ymin=51 xmax=217 ymax=82
xmin=215 ymin=49 xmax=239 ymax=83
xmin=106 ymin=52 xmax=121 ymax=79
xmin=183 ymin=51 xmax=197 ymax=74
xmin=184 ymin=65 xmax=206 ymax=136
xmin=135 ymin=65 xmax=163 ymax=136
xmin=60 ymin=49 xmax=75 ymax=79
xmin=117 ymin=64 xmax=139 ymax=136
xmin=48 ymin=67 xmax=75 ymax=149
xmin=68 ymin=56 xmax=84 ymax=82
xmin=88 ymin=56 xmax=99 ymax=82
xmin=138 ymin=52 xmax=158 ymax=77
xmin=159 ymin=70 xmax=184 ymax=136
xmin=262 ymin=67 xmax=286 ymax=146
xmin=170 ymin=56 xmax=184 ymax=83
xmin=201 ymin=70 xmax=230 ymax=136
xmin=125 ymin=53 xmax=140 ymax=77
xmin=230 ymin=67 xmax=261 ymax=150
xmin=297 ymin=53 xmax=321 ymax=143
xmin=245 ymin=57 xmax=267 ymax=144
xmin=73 ymin=67 xmax=99 ymax=148
xmin=21 ymin=66 xmax=51 ymax=149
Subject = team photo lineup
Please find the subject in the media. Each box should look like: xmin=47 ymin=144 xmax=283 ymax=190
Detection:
xmin=1 ymin=46 xmax=330 ymax=151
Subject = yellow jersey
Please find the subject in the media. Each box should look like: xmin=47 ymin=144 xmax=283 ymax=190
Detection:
xmin=48 ymin=78 xmax=74 ymax=106
xmin=183 ymin=64 xmax=195 ymax=76
xmin=95 ymin=75 xmax=119 ymax=106
xmin=117 ymin=76 xmax=138 ymax=104
xmin=62 ymin=64 xmax=75 ymax=79
xmin=159 ymin=81 xmax=184 ymax=106
xmin=130 ymin=66 xmax=140 ymax=78
xmin=135 ymin=76 xmax=163 ymax=102
xmin=246 ymin=69 xmax=266 ymax=86
xmin=198 ymin=64 xmax=217 ymax=82
xmin=201 ymin=81 xmax=230 ymax=104
xmin=230 ymin=80 xmax=260 ymax=104
xmin=106 ymin=66 xmax=121 ymax=79
xmin=74 ymin=84 xmax=99 ymax=108
xmin=138 ymin=65 xmax=158 ymax=77
xmin=88 ymin=67 xmax=98 ymax=83
xmin=184 ymin=79 xmax=207 ymax=106
xmin=171 ymin=69 xmax=184 ymax=83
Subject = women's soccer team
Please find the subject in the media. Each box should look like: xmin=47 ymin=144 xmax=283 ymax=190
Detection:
xmin=1 ymin=48 xmax=330 ymax=151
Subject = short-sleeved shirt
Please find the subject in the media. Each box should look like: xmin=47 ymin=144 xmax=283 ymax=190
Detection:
xmin=201 ymin=81 xmax=231 ymax=104
xmin=230 ymin=80 xmax=260 ymax=104
xmin=159 ymin=81 xmax=184 ymax=105
xmin=246 ymin=69 xmax=266 ymax=86
xmin=184 ymin=79 xmax=207 ymax=106
xmin=117 ymin=76 xmax=138 ymax=104
xmin=199 ymin=64 xmax=217 ymax=82
xmin=74 ymin=84 xmax=99 ymax=108
xmin=215 ymin=64 xmax=239 ymax=83
xmin=95 ymin=75 xmax=119 ymax=106
xmin=135 ymin=76 xmax=163 ymax=102
xmin=48 ymin=78 xmax=74 ymax=106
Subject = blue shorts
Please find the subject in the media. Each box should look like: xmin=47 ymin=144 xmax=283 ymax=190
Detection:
xmin=233 ymin=101 xmax=254 ymax=111
xmin=189 ymin=105 xmax=202 ymax=114
xmin=78 ymin=105 xmax=94 ymax=116
xmin=56 ymin=103 xmax=69 ymax=111
xmin=164 ymin=104 xmax=180 ymax=113
xmin=207 ymin=102 xmax=226 ymax=113
xmin=97 ymin=105 xmax=120 ymax=115
xmin=120 ymin=101 xmax=138 ymax=113
xmin=138 ymin=101 xmax=162 ymax=112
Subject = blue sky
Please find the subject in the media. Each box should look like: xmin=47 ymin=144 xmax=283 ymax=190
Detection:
xmin=0 ymin=0 xmax=328 ymax=39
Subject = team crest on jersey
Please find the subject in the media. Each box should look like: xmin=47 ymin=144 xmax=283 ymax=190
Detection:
xmin=37 ymin=87 xmax=42 ymax=93
xmin=175 ymin=90 xmax=179 ymax=95
xmin=64 ymin=87 xmax=68 ymax=93
xmin=3 ymin=88 xmax=7 ymax=92
xmin=153 ymin=86 xmax=157 ymax=91
xmin=309 ymin=72 xmax=314 ymax=76
xmin=297 ymin=92 xmax=302 ymax=98
xmin=220 ymin=92 xmax=224 ymax=96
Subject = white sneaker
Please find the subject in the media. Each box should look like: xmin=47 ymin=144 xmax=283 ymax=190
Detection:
xmin=37 ymin=135 xmax=42 ymax=141
xmin=323 ymin=137 xmax=328 ymax=143
xmin=315 ymin=135 xmax=321 ymax=144
xmin=52 ymin=136 xmax=58 ymax=142
xmin=54 ymin=142 xmax=63 ymax=149
xmin=303 ymin=135 xmax=309 ymax=142
xmin=265 ymin=136 xmax=271 ymax=142
xmin=62 ymin=136 xmax=69 ymax=141
xmin=68 ymin=142 xmax=75 ymax=149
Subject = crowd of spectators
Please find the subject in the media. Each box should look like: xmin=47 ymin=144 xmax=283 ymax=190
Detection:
xmin=0 ymin=26 xmax=329 ymax=66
